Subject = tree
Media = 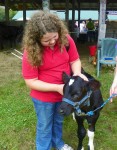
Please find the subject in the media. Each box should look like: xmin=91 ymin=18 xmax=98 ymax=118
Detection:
xmin=0 ymin=7 xmax=5 ymax=20
xmin=9 ymin=9 xmax=17 ymax=20
xmin=0 ymin=7 xmax=17 ymax=21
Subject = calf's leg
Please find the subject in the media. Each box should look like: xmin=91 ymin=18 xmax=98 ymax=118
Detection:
xmin=87 ymin=130 xmax=94 ymax=150
xmin=76 ymin=116 xmax=86 ymax=150
xmin=87 ymin=113 xmax=100 ymax=150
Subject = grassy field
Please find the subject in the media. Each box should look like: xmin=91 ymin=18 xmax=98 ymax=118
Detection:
xmin=0 ymin=44 xmax=117 ymax=150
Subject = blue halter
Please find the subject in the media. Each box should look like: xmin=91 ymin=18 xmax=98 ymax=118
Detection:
xmin=63 ymin=93 xmax=117 ymax=117
xmin=62 ymin=90 xmax=92 ymax=116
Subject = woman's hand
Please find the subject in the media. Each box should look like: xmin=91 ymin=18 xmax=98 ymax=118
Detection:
xmin=57 ymin=84 xmax=64 ymax=95
xmin=110 ymin=82 xmax=117 ymax=102
xmin=78 ymin=73 xmax=89 ymax=81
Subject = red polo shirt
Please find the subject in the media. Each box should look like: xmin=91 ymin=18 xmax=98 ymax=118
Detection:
xmin=22 ymin=35 xmax=79 ymax=102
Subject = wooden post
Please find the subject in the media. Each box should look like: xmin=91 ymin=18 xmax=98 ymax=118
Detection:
xmin=5 ymin=0 xmax=9 ymax=21
xmin=72 ymin=0 xmax=75 ymax=29
xmin=23 ymin=0 xmax=26 ymax=25
xmin=42 ymin=0 xmax=50 ymax=12
xmin=98 ymin=0 xmax=107 ymax=46
xmin=99 ymin=0 xmax=106 ymax=25
xmin=65 ymin=0 xmax=69 ymax=26
xmin=78 ymin=0 xmax=80 ymax=29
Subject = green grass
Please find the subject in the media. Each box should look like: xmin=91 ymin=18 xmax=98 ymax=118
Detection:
xmin=0 ymin=45 xmax=117 ymax=150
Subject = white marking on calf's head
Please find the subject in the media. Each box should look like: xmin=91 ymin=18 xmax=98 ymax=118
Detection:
xmin=69 ymin=79 xmax=75 ymax=86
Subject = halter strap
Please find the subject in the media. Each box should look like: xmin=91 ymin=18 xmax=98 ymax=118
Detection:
xmin=62 ymin=90 xmax=92 ymax=116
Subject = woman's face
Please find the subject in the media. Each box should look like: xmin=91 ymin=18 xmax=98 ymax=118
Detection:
xmin=40 ymin=32 xmax=59 ymax=48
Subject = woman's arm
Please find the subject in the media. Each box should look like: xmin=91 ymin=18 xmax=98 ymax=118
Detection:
xmin=24 ymin=78 xmax=64 ymax=95
xmin=110 ymin=57 xmax=117 ymax=101
xmin=110 ymin=66 xmax=117 ymax=96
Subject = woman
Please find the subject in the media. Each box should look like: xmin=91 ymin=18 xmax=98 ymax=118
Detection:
xmin=22 ymin=11 xmax=88 ymax=150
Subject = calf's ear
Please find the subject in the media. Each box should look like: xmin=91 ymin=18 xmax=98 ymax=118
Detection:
xmin=62 ymin=72 xmax=71 ymax=84
xmin=88 ymin=80 xmax=101 ymax=91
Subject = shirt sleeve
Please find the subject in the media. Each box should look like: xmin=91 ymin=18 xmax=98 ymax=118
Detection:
xmin=67 ymin=34 xmax=80 ymax=63
xmin=22 ymin=51 xmax=38 ymax=79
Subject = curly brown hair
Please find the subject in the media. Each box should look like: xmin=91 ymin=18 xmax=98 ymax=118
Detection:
xmin=22 ymin=11 xmax=69 ymax=66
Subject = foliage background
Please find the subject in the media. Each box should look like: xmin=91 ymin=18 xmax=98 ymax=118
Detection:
xmin=0 ymin=7 xmax=17 ymax=21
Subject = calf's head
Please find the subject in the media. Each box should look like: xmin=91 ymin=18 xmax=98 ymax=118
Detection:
xmin=58 ymin=72 xmax=101 ymax=116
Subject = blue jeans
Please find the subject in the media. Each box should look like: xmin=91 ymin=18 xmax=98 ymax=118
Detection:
xmin=32 ymin=98 xmax=64 ymax=150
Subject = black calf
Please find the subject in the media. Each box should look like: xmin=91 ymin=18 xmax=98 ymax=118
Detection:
xmin=58 ymin=69 xmax=104 ymax=150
